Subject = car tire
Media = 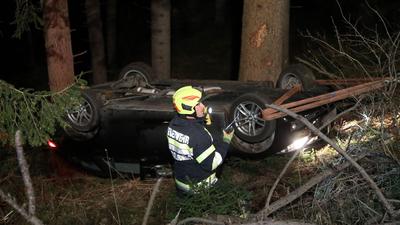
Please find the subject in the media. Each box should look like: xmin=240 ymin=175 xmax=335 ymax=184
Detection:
xmin=229 ymin=92 xmax=276 ymax=143
xmin=64 ymin=126 xmax=99 ymax=141
xmin=276 ymin=64 xmax=316 ymax=90
xmin=117 ymin=62 xmax=157 ymax=87
xmin=66 ymin=90 xmax=101 ymax=132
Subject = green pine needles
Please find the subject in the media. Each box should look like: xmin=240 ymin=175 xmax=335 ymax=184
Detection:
xmin=12 ymin=0 xmax=43 ymax=39
xmin=0 ymin=78 xmax=87 ymax=147
xmin=171 ymin=180 xmax=252 ymax=218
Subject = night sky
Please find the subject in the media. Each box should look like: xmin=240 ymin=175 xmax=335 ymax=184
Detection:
xmin=1 ymin=0 xmax=399 ymax=89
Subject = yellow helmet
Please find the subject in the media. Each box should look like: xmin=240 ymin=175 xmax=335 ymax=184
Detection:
xmin=173 ymin=86 xmax=202 ymax=115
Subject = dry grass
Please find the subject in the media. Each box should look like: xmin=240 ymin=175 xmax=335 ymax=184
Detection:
xmin=0 ymin=150 xmax=176 ymax=225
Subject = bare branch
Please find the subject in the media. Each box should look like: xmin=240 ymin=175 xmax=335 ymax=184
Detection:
xmin=0 ymin=190 xmax=43 ymax=225
xmin=15 ymin=130 xmax=36 ymax=215
xmin=295 ymin=57 xmax=337 ymax=79
xmin=263 ymin=104 xmax=397 ymax=217
xmin=259 ymin=152 xmax=366 ymax=217
xmin=364 ymin=0 xmax=393 ymax=45
xmin=142 ymin=178 xmax=163 ymax=225
xmin=265 ymin=100 xmax=361 ymax=209
xmin=240 ymin=220 xmax=317 ymax=225
xmin=0 ymin=131 xmax=44 ymax=225
xmin=176 ymin=217 xmax=224 ymax=225
xmin=265 ymin=148 xmax=302 ymax=208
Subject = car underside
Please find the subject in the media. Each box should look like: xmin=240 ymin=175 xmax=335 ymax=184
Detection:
xmin=56 ymin=62 xmax=337 ymax=177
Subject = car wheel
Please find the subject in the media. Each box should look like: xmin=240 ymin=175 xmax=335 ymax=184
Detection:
xmin=116 ymin=62 xmax=157 ymax=88
xmin=64 ymin=126 xmax=98 ymax=141
xmin=276 ymin=64 xmax=316 ymax=90
xmin=229 ymin=93 xmax=276 ymax=143
xmin=66 ymin=90 xmax=101 ymax=132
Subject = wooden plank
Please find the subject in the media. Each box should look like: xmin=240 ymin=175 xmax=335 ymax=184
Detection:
xmin=276 ymin=80 xmax=382 ymax=110
xmin=263 ymin=80 xmax=385 ymax=120
xmin=263 ymin=85 xmax=301 ymax=115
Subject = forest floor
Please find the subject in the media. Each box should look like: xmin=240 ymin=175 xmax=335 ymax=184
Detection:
xmin=0 ymin=140 xmax=335 ymax=225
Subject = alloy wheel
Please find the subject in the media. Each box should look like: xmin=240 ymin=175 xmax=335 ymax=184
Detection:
xmin=233 ymin=101 xmax=266 ymax=137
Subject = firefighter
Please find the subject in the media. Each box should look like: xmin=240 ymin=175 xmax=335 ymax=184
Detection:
xmin=167 ymin=85 xmax=234 ymax=196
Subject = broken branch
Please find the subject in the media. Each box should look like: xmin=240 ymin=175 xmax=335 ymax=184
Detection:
xmin=15 ymin=130 xmax=36 ymax=215
xmin=0 ymin=131 xmax=43 ymax=225
xmin=259 ymin=153 xmax=367 ymax=216
xmin=142 ymin=177 xmax=163 ymax=225
xmin=263 ymin=104 xmax=397 ymax=217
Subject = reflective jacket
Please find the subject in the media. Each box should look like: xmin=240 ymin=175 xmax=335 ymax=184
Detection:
xmin=167 ymin=115 xmax=229 ymax=192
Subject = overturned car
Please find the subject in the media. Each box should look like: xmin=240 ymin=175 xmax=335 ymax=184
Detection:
xmin=56 ymin=62 xmax=337 ymax=176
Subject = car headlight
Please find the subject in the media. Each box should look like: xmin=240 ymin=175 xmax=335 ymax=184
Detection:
xmin=288 ymin=136 xmax=310 ymax=151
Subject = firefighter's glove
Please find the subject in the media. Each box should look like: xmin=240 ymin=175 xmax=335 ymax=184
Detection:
xmin=223 ymin=129 xmax=234 ymax=144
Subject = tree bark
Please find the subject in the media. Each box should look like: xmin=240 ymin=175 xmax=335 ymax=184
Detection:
xmin=151 ymin=0 xmax=171 ymax=80
xmin=239 ymin=0 xmax=290 ymax=83
xmin=106 ymin=0 xmax=117 ymax=72
xmin=43 ymin=0 xmax=75 ymax=92
xmin=86 ymin=0 xmax=108 ymax=84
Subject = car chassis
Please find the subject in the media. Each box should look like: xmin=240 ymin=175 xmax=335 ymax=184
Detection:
xmin=59 ymin=62 xmax=389 ymax=177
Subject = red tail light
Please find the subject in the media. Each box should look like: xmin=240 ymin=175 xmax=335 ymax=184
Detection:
xmin=47 ymin=140 xmax=58 ymax=149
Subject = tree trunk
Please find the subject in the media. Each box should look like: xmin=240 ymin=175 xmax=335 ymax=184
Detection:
xmin=43 ymin=0 xmax=75 ymax=92
xmin=106 ymin=0 xmax=117 ymax=74
xmin=239 ymin=0 xmax=290 ymax=83
xmin=86 ymin=0 xmax=107 ymax=84
xmin=151 ymin=0 xmax=171 ymax=80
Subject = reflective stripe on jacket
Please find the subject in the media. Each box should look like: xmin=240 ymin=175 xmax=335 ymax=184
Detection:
xmin=167 ymin=115 xmax=229 ymax=192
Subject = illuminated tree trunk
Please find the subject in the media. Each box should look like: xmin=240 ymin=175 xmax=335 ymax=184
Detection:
xmin=239 ymin=0 xmax=290 ymax=83
xmin=86 ymin=0 xmax=107 ymax=84
xmin=43 ymin=0 xmax=75 ymax=92
xmin=151 ymin=0 xmax=171 ymax=79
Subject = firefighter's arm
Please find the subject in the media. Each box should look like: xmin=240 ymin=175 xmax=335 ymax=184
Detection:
xmin=192 ymin=131 xmax=227 ymax=172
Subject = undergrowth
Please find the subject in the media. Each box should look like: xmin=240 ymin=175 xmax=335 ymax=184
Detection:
xmin=165 ymin=180 xmax=252 ymax=220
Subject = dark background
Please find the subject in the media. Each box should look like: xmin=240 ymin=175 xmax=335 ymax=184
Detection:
xmin=1 ymin=0 xmax=399 ymax=89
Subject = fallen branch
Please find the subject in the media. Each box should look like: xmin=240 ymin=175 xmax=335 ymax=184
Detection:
xmin=295 ymin=57 xmax=338 ymax=79
xmin=262 ymin=104 xmax=398 ymax=217
xmin=176 ymin=217 xmax=316 ymax=225
xmin=319 ymin=99 xmax=361 ymax=131
xmin=15 ymin=130 xmax=36 ymax=215
xmin=239 ymin=220 xmax=316 ymax=225
xmin=265 ymin=148 xmax=302 ymax=208
xmin=0 ymin=131 xmax=43 ymax=225
xmin=259 ymin=153 xmax=367 ymax=216
xmin=176 ymin=217 xmax=224 ymax=225
xmin=0 ymin=190 xmax=43 ymax=225
xmin=142 ymin=177 xmax=163 ymax=225
xmin=265 ymin=101 xmax=360 ymax=208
